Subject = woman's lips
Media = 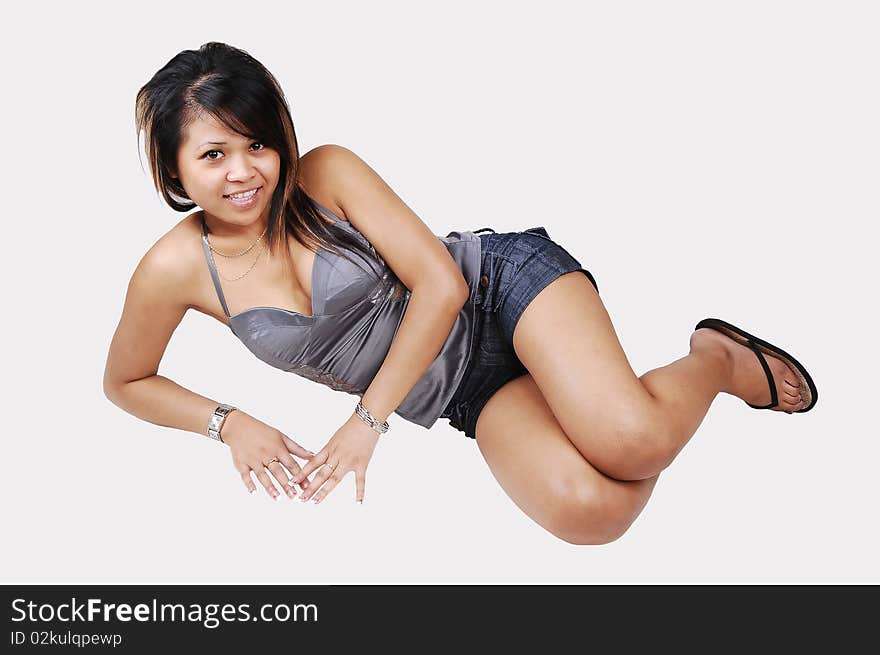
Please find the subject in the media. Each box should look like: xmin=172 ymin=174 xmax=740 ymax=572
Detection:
xmin=224 ymin=186 xmax=262 ymax=208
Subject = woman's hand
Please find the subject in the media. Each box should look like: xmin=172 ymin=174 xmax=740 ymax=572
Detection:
xmin=220 ymin=411 xmax=316 ymax=500
xmin=291 ymin=413 xmax=380 ymax=504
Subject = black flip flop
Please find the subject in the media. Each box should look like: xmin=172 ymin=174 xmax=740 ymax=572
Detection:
xmin=694 ymin=318 xmax=818 ymax=413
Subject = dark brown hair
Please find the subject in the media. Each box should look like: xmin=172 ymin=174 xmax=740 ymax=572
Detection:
xmin=135 ymin=41 xmax=376 ymax=277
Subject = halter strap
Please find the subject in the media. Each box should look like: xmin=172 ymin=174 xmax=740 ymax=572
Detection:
xmin=200 ymin=216 xmax=231 ymax=318
xmin=309 ymin=197 xmax=344 ymax=223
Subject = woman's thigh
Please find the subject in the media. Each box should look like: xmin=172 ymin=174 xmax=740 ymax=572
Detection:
xmin=510 ymin=270 xmax=664 ymax=479
xmin=457 ymin=228 xmax=661 ymax=480
xmin=474 ymin=373 xmax=658 ymax=545
xmin=440 ymin=227 xmax=659 ymax=481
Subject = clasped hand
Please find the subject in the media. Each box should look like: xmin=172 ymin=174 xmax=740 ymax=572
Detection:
xmin=291 ymin=413 xmax=380 ymax=504
xmin=222 ymin=411 xmax=379 ymax=504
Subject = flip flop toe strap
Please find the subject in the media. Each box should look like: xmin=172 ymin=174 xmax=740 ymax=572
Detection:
xmin=744 ymin=339 xmax=778 ymax=410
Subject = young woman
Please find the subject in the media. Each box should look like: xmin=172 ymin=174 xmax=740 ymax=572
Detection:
xmin=104 ymin=42 xmax=817 ymax=545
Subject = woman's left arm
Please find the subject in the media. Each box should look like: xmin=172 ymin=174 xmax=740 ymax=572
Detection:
xmin=291 ymin=145 xmax=470 ymax=503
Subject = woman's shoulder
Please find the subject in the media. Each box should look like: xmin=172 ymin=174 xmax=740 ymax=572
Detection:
xmin=160 ymin=211 xmax=206 ymax=266
xmin=299 ymin=144 xmax=353 ymax=223
xmin=133 ymin=213 xmax=205 ymax=306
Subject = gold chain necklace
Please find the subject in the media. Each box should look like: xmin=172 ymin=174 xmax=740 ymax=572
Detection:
xmin=214 ymin=238 xmax=267 ymax=282
xmin=207 ymin=224 xmax=268 ymax=257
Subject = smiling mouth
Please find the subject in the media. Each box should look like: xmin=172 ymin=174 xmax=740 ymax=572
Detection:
xmin=224 ymin=186 xmax=262 ymax=200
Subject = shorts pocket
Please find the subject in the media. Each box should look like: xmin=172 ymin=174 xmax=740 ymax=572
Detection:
xmin=474 ymin=251 xmax=519 ymax=314
xmin=475 ymin=303 xmax=519 ymax=360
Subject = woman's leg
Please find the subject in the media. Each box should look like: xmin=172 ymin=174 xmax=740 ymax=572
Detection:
xmin=474 ymin=373 xmax=658 ymax=545
xmin=511 ymin=272 xmax=806 ymax=481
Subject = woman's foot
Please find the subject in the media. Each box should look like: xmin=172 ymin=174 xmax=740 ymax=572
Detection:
xmin=690 ymin=328 xmax=807 ymax=412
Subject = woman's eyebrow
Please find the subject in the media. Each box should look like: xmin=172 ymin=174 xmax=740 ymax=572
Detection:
xmin=194 ymin=141 xmax=226 ymax=152
xmin=194 ymin=138 xmax=261 ymax=153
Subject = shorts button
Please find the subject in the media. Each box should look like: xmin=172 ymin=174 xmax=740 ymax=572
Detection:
xmin=480 ymin=274 xmax=489 ymax=288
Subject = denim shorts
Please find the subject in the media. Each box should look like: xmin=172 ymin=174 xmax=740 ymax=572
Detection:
xmin=439 ymin=226 xmax=599 ymax=439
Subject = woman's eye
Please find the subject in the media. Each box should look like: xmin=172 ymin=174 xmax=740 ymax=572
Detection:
xmin=202 ymin=143 xmax=264 ymax=161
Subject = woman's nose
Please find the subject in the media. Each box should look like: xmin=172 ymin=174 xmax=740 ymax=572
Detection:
xmin=226 ymin=155 xmax=257 ymax=182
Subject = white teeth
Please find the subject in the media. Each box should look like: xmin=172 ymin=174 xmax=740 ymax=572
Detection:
xmin=227 ymin=188 xmax=258 ymax=200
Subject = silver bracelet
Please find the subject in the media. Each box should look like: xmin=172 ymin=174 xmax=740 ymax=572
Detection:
xmin=207 ymin=403 xmax=238 ymax=443
xmin=355 ymin=401 xmax=389 ymax=434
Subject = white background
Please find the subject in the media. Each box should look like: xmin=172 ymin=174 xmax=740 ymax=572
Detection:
xmin=2 ymin=1 xmax=877 ymax=584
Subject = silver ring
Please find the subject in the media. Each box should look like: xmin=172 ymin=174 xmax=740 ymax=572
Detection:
xmin=323 ymin=462 xmax=336 ymax=470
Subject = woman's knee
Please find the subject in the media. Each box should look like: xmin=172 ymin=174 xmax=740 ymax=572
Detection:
xmin=568 ymin=406 xmax=676 ymax=483
xmin=607 ymin=421 xmax=680 ymax=481
xmin=544 ymin=474 xmax=651 ymax=545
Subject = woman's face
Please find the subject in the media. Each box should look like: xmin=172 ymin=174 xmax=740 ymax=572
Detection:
xmin=174 ymin=112 xmax=280 ymax=231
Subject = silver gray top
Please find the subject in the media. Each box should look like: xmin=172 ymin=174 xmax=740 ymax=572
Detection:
xmin=200 ymin=198 xmax=482 ymax=429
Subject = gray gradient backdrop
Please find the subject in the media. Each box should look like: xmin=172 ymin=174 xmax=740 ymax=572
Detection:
xmin=2 ymin=0 xmax=877 ymax=583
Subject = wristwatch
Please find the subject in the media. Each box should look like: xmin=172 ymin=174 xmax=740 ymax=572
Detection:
xmin=207 ymin=403 xmax=238 ymax=442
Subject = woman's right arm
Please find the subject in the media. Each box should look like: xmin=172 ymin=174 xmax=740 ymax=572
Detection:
xmin=103 ymin=240 xmax=313 ymax=500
